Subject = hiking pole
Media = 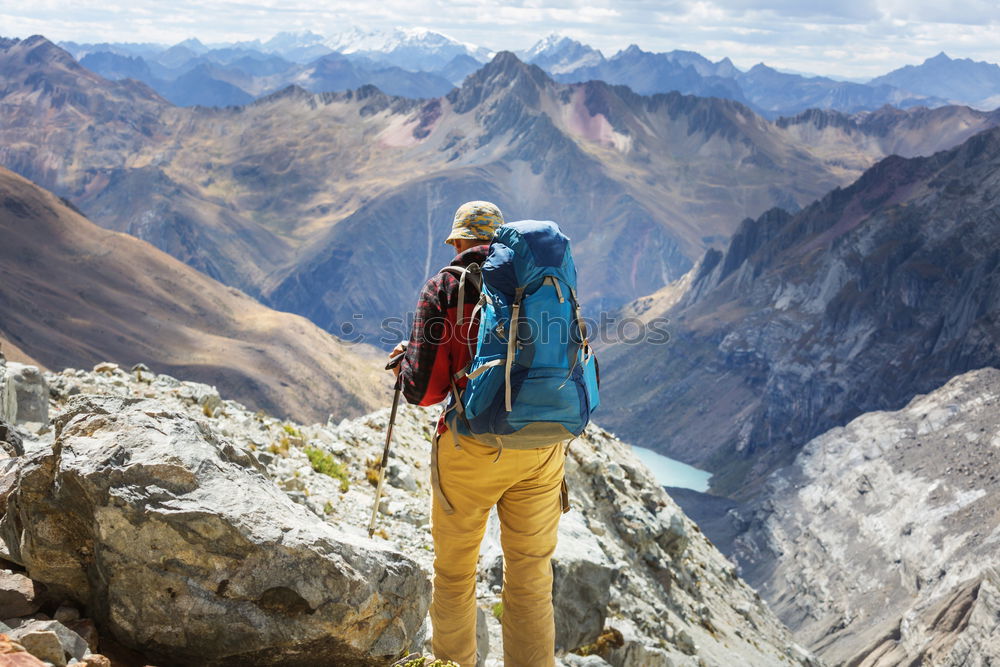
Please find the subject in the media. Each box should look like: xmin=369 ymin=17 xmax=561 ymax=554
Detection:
xmin=368 ymin=346 xmax=406 ymax=538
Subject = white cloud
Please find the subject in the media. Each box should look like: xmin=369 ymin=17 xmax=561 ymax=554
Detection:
xmin=1 ymin=0 xmax=999 ymax=78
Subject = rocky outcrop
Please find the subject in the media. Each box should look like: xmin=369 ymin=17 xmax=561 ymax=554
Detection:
xmin=600 ymin=125 xmax=1000 ymax=496
xmin=3 ymin=363 xmax=816 ymax=666
xmin=1 ymin=394 xmax=430 ymax=665
xmin=732 ymin=367 xmax=1000 ymax=666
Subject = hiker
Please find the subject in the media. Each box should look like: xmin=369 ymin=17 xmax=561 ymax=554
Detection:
xmin=388 ymin=201 xmax=583 ymax=667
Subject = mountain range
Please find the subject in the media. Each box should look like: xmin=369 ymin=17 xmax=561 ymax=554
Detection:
xmin=58 ymin=30 xmax=1000 ymax=118
xmin=599 ymin=124 xmax=1000 ymax=496
xmin=4 ymin=35 xmax=999 ymax=350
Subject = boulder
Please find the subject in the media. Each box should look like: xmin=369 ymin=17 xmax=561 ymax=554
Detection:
xmin=0 ymin=572 xmax=43 ymax=619
xmin=2 ymin=365 xmax=47 ymax=425
xmin=8 ymin=620 xmax=88 ymax=667
xmin=0 ymin=395 xmax=431 ymax=666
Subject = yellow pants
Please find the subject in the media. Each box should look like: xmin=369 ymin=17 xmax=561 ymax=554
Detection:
xmin=430 ymin=430 xmax=566 ymax=667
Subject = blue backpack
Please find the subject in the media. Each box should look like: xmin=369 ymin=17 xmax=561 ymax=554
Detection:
xmin=444 ymin=220 xmax=600 ymax=452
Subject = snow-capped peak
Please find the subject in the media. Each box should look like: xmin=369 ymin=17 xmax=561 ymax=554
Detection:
xmin=522 ymin=33 xmax=604 ymax=74
xmin=525 ymin=33 xmax=576 ymax=58
xmin=262 ymin=31 xmax=327 ymax=52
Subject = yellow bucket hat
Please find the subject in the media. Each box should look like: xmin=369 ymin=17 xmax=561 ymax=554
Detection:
xmin=445 ymin=201 xmax=504 ymax=244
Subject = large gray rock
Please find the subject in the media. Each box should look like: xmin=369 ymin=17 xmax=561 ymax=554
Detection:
xmin=3 ymin=363 xmax=48 ymax=424
xmin=0 ymin=395 xmax=431 ymax=666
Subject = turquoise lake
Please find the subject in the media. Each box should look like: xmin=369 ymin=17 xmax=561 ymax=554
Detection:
xmin=629 ymin=445 xmax=711 ymax=492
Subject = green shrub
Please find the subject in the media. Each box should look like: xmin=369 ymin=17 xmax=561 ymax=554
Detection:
xmin=304 ymin=446 xmax=349 ymax=492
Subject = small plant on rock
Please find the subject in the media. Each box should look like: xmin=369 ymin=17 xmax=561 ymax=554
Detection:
xmin=305 ymin=446 xmax=350 ymax=492
xmin=268 ymin=435 xmax=290 ymax=457
xmin=366 ymin=457 xmax=381 ymax=487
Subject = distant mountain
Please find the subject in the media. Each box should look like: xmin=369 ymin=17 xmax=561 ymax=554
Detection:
xmin=599 ymin=124 xmax=1000 ymax=496
xmin=737 ymin=63 xmax=946 ymax=117
xmin=871 ymin=52 xmax=1000 ymax=109
xmin=59 ymin=40 xmax=163 ymax=61
xmin=155 ymin=42 xmax=204 ymax=70
xmin=325 ymin=27 xmax=489 ymax=72
xmin=522 ymin=34 xmax=604 ymax=75
xmin=296 ymin=53 xmax=455 ymax=98
xmin=255 ymin=30 xmax=333 ymax=62
xmin=78 ymin=46 xmax=455 ymax=106
xmin=556 ymin=44 xmax=746 ymax=102
xmin=436 ymin=54 xmax=482 ymax=85
xmin=0 ymin=165 xmax=386 ymax=423
xmin=160 ymin=64 xmax=254 ymax=107
xmin=79 ymin=51 xmax=154 ymax=82
xmin=552 ymin=45 xmax=945 ymax=118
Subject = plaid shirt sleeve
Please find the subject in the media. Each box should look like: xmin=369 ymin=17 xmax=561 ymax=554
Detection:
xmin=399 ymin=272 xmax=456 ymax=406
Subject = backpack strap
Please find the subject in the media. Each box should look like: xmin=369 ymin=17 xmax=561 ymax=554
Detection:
xmin=544 ymin=275 xmax=565 ymax=303
xmin=439 ymin=264 xmax=482 ymax=329
xmin=505 ymin=286 xmax=526 ymax=412
xmin=559 ymin=287 xmax=588 ymax=389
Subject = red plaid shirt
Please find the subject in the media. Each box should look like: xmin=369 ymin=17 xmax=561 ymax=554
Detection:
xmin=399 ymin=245 xmax=488 ymax=414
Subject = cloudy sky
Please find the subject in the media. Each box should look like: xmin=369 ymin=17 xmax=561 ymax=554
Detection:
xmin=4 ymin=0 xmax=999 ymax=79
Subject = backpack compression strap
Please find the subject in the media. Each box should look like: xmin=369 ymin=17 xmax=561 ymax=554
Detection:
xmin=506 ymin=286 xmax=525 ymax=412
xmin=439 ymin=264 xmax=482 ymax=329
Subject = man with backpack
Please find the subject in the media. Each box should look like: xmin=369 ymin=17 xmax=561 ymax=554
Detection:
xmin=389 ymin=200 xmax=598 ymax=667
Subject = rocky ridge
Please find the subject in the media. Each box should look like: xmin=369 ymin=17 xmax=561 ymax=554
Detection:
xmin=732 ymin=367 xmax=1000 ymax=666
xmin=0 ymin=356 xmax=815 ymax=666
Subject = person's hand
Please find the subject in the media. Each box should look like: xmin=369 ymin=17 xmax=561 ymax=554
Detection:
xmin=387 ymin=342 xmax=407 ymax=377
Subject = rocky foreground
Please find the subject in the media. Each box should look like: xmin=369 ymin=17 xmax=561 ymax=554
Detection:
xmin=0 ymin=355 xmax=814 ymax=666
xmin=732 ymin=367 xmax=1000 ymax=666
